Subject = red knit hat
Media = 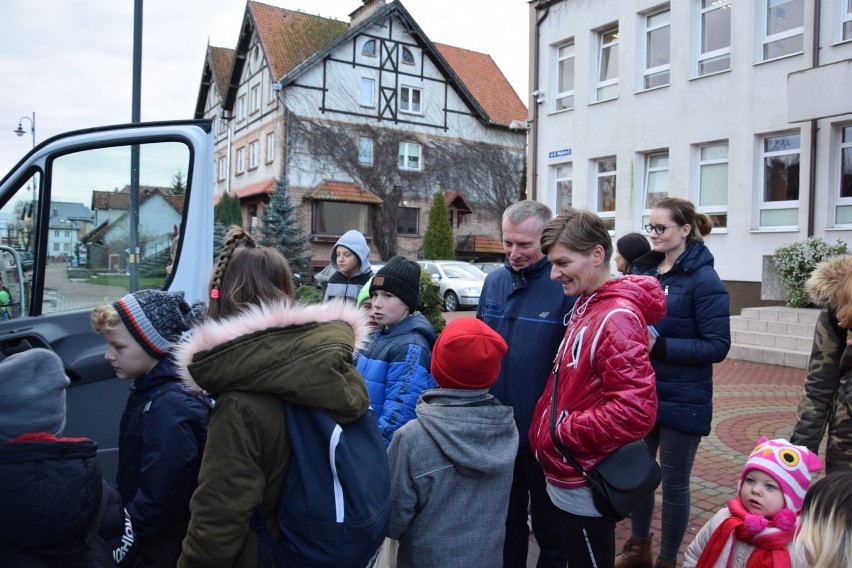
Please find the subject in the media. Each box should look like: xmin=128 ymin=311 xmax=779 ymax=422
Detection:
xmin=431 ymin=318 xmax=508 ymax=390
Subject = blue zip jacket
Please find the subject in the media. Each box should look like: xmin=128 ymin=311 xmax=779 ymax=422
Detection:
xmin=117 ymin=355 xmax=212 ymax=541
xmin=356 ymin=313 xmax=436 ymax=446
xmin=477 ymin=257 xmax=574 ymax=451
xmin=633 ymin=242 xmax=731 ymax=435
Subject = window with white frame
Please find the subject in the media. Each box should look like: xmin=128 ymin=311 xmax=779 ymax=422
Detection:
xmin=595 ymin=25 xmax=619 ymax=102
xmin=697 ymin=142 xmax=729 ymax=228
xmin=359 ymin=136 xmax=374 ymax=166
xmin=835 ymin=126 xmax=852 ymax=224
xmin=554 ymin=163 xmax=573 ymax=210
xmin=643 ymin=7 xmax=671 ymax=89
xmin=555 ymin=41 xmax=575 ymax=111
xmin=236 ymin=147 xmax=246 ymax=174
xmin=249 ymin=141 xmax=258 ymax=169
xmin=399 ymin=142 xmax=421 ymax=171
xmin=643 ymin=152 xmax=670 ymax=212
xmin=762 ymin=0 xmax=804 ymax=60
xmin=250 ymin=85 xmax=260 ymax=113
xmin=843 ymin=0 xmax=852 ymax=41
xmin=362 ymin=39 xmax=377 ymax=57
xmin=759 ymin=132 xmax=800 ymax=227
xmin=697 ymin=0 xmax=731 ymax=75
xmin=236 ymin=95 xmax=246 ymax=121
xmin=266 ymin=133 xmax=274 ymax=163
xmin=360 ymin=78 xmax=375 ymax=107
xmin=400 ymin=86 xmax=422 ymax=114
xmin=594 ymin=157 xmax=617 ymax=230
xmin=268 ymin=82 xmax=277 ymax=102
xmin=218 ymin=117 xmax=228 ymax=134
xmin=217 ymin=156 xmax=227 ymax=181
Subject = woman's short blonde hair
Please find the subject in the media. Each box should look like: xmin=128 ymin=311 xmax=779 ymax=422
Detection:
xmin=795 ymin=471 xmax=852 ymax=568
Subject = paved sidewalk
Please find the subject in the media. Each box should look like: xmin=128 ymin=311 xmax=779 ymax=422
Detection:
xmin=525 ymin=357 xmax=808 ymax=567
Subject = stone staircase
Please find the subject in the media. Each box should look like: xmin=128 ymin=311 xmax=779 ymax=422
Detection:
xmin=727 ymin=306 xmax=820 ymax=369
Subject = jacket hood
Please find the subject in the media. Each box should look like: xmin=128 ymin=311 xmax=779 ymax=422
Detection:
xmin=415 ymin=389 xmax=518 ymax=477
xmin=0 ymin=437 xmax=101 ymax=550
xmin=173 ymin=301 xmax=372 ymax=419
xmin=806 ymin=254 xmax=852 ymax=309
xmin=633 ymin=241 xmax=715 ymax=276
xmin=380 ymin=312 xmax=437 ymax=347
xmin=330 ymin=229 xmax=372 ymax=276
xmin=580 ymin=275 xmax=667 ymax=326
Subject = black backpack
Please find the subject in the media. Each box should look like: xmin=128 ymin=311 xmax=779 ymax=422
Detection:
xmin=251 ymin=402 xmax=391 ymax=568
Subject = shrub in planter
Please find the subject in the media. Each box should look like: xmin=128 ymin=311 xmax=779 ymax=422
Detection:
xmin=417 ymin=268 xmax=446 ymax=334
xmin=772 ymin=237 xmax=848 ymax=307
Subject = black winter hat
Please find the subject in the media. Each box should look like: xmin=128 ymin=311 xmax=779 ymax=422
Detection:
xmin=371 ymin=256 xmax=421 ymax=314
xmin=616 ymin=233 xmax=651 ymax=266
xmin=113 ymin=290 xmax=206 ymax=359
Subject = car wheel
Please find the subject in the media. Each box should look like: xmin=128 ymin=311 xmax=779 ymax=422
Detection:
xmin=444 ymin=291 xmax=459 ymax=312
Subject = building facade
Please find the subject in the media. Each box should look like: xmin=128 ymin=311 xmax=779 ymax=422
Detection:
xmin=528 ymin=0 xmax=852 ymax=310
xmin=197 ymin=0 xmax=527 ymax=270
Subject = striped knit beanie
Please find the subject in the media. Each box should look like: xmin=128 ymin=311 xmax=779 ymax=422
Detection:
xmin=739 ymin=437 xmax=822 ymax=513
xmin=113 ymin=290 xmax=205 ymax=359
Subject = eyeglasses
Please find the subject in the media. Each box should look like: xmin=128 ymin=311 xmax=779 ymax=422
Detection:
xmin=644 ymin=224 xmax=681 ymax=235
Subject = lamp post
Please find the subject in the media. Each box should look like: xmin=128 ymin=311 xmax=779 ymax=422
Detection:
xmin=13 ymin=112 xmax=36 ymax=148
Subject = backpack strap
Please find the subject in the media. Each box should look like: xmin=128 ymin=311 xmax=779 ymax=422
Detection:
xmin=143 ymin=387 xmax=213 ymax=415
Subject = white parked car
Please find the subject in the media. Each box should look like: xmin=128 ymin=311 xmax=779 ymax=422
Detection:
xmin=416 ymin=260 xmax=486 ymax=312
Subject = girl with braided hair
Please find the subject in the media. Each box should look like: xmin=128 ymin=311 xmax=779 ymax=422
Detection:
xmin=173 ymin=226 xmax=373 ymax=567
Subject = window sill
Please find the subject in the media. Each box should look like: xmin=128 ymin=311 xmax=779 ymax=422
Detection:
xmin=755 ymin=50 xmax=804 ymax=66
xmin=690 ymin=68 xmax=731 ymax=81
xmin=589 ymin=96 xmax=618 ymax=106
xmin=831 ymin=38 xmax=852 ymax=47
xmin=635 ymin=84 xmax=669 ymax=95
xmin=749 ymin=227 xmax=800 ymax=234
xmin=824 ymin=226 xmax=852 ymax=231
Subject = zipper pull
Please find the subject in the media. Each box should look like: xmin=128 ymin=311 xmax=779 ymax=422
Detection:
xmin=664 ymin=285 xmax=669 ymax=296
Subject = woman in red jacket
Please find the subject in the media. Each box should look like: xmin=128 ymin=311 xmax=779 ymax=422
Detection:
xmin=529 ymin=208 xmax=666 ymax=568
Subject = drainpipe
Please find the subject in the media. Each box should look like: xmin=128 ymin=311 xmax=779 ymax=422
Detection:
xmin=222 ymin=106 xmax=233 ymax=194
xmin=530 ymin=1 xmax=553 ymax=202
xmin=806 ymin=0 xmax=820 ymax=237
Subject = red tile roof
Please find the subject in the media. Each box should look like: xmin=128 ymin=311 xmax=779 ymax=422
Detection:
xmin=250 ymin=2 xmax=348 ymax=80
xmin=303 ymin=180 xmax=383 ymax=204
xmin=472 ymin=235 xmax=504 ymax=254
xmin=209 ymin=46 xmax=235 ymax=94
xmin=443 ymin=190 xmax=472 ymax=213
xmin=231 ymin=177 xmax=277 ymax=201
xmin=435 ymin=43 xmax=527 ymax=127
xmin=91 ymin=186 xmax=184 ymax=213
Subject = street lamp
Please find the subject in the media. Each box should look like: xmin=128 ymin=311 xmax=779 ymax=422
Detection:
xmin=13 ymin=112 xmax=36 ymax=148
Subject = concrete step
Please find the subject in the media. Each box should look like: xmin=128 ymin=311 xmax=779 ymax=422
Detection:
xmin=727 ymin=306 xmax=819 ymax=370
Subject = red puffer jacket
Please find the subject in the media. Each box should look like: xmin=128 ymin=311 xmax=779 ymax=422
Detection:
xmin=529 ymin=275 xmax=666 ymax=488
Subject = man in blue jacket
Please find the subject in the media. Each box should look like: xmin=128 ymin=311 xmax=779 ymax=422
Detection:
xmin=477 ymin=200 xmax=575 ymax=568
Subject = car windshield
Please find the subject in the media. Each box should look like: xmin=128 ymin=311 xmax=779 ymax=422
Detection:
xmin=443 ymin=264 xmax=484 ymax=279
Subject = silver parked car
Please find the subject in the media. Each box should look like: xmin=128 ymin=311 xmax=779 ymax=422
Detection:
xmin=416 ymin=260 xmax=486 ymax=312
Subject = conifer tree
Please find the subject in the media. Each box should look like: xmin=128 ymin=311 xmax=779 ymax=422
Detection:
xmin=259 ymin=176 xmax=311 ymax=277
xmin=214 ymin=192 xmax=242 ymax=228
xmin=422 ymin=192 xmax=454 ymax=260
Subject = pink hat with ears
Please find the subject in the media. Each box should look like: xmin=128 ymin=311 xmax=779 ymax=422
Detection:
xmin=738 ymin=436 xmax=822 ymax=514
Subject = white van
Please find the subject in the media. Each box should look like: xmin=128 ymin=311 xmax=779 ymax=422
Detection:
xmin=0 ymin=120 xmax=214 ymax=479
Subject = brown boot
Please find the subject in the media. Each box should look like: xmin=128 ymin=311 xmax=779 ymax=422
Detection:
xmin=614 ymin=535 xmax=653 ymax=568
xmin=653 ymin=559 xmax=677 ymax=568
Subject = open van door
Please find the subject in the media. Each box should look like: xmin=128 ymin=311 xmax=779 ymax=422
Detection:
xmin=0 ymin=120 xmax=214 ymax=480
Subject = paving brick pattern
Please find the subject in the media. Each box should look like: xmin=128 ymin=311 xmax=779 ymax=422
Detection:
xmin=524 ymin=358 xmax=808 ymax=567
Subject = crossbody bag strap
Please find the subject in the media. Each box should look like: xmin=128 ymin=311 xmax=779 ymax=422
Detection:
xmin=547 ymin=357 xmax=590 ymax=481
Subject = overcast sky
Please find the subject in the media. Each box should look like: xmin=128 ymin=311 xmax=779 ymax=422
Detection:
xmin=0 ymin=0 xmax=530 ymax=177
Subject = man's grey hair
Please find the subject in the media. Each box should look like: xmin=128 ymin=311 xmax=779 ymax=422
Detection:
xmin=502 ymin=200 xmax=553 ymax=230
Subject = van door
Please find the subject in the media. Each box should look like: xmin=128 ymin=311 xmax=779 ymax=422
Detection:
xmin=0 ymin=120 xmax=214 ymax=480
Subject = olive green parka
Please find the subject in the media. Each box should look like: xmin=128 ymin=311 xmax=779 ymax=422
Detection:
xmin=173 ymin=300 xmax=371 ymax=567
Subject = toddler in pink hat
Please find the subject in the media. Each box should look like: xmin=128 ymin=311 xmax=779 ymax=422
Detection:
xmin=683 ymin=437 xmax=822 ymax=568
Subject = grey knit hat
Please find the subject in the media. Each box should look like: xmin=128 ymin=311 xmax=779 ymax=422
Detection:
xmin=371 ymin=256 xmax=421 ymax=314
xmin=0 ymin=348 xmax=70 ymax=441
xmin=113 ymin=290 xmax=206 ymax=359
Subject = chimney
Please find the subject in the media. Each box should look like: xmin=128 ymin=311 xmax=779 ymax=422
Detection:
xmin=349 ymin=0 xmax=386 ymax=26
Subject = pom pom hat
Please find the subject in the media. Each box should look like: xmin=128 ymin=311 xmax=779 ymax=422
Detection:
xmin=371 ymin=256 xmax=421 ymax=314
xmin=738 ymin=437 xmax=822 ymax=514
xmin=431 ymin=318 xmax=508 ymax=390
xmin=113 ymin=289 xmax=205 ymax=359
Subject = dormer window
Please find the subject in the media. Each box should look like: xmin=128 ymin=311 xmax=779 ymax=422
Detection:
xmin=401 ymin=47 xmax=414 ymax=65
xmin=362 ymin=39 xmax=377 ymax=57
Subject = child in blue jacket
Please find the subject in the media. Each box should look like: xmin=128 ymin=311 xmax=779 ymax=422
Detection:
xmin=92 ymin=290 xmax=211 ymax=568
xmin=356 ymin=256 xmax=436 ymax=446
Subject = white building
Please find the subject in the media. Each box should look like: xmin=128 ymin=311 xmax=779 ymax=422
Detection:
xmin=527 ymin=0 xmax=852 ymax=312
